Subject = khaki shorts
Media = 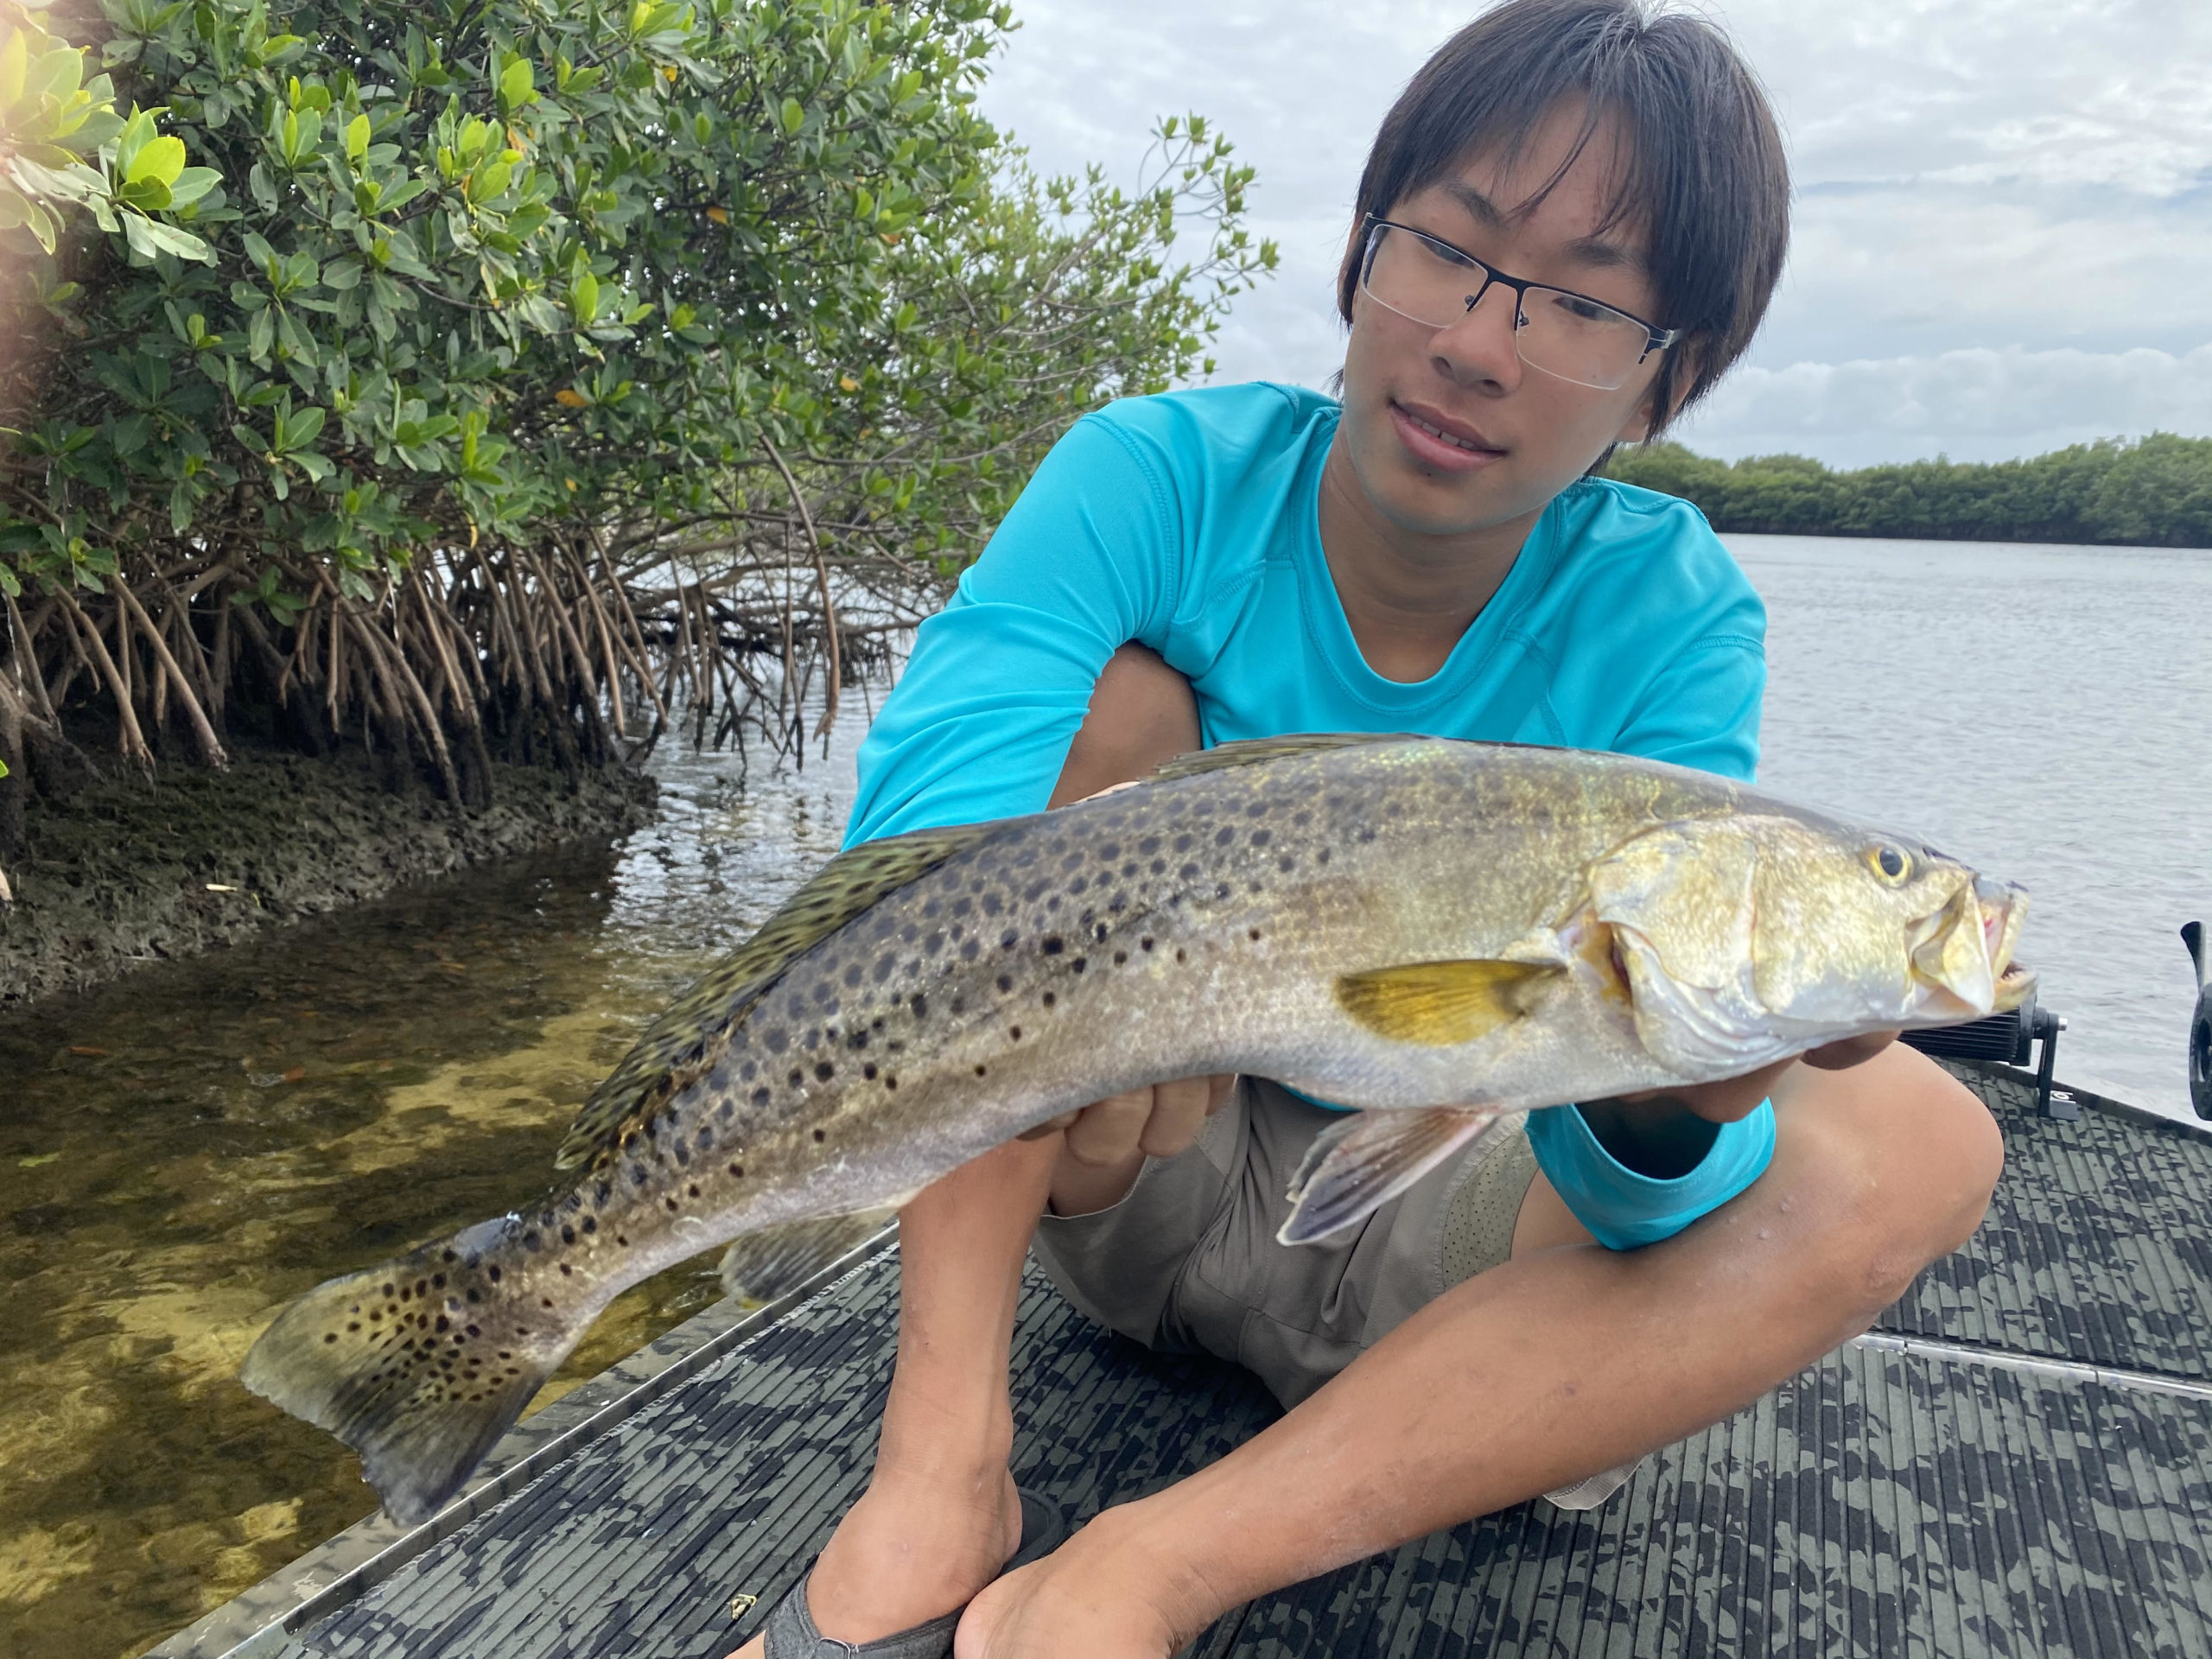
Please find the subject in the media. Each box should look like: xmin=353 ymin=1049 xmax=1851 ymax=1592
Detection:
xmin=1031 ymin=1077 xmax=1537 ymax=1409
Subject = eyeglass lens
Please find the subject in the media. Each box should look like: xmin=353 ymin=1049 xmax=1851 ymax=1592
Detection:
xmin=1362 ymin=223 xmax=1653 ymax=391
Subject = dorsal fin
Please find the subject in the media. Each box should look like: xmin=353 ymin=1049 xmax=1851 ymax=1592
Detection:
xmin=1146 ymin=732 xmax=1419 ymax=785
xmin=554 ymin=820 xmax=998 ymax=1169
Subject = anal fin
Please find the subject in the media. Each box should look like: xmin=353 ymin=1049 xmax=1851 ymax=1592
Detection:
xmin=1278 ymin=1105 xmax=1507 ymax=1245
xmin=717 ymin=1210 xmax=898 ymax=1304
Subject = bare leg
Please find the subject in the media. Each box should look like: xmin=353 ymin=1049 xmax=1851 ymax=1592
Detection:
xmin=728 ymin=646 xmax=1200 ymax=1654
xmin=960 ymin=1046 xmax=2004 ymax=1656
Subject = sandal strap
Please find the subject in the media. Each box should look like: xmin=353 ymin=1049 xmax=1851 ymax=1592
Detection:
xmin=761 ymin=1569 xmax=963 ymax=1658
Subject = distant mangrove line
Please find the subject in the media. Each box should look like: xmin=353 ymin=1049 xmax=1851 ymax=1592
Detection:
xmin=1605 ymin=433 xmax=2212 ymax=549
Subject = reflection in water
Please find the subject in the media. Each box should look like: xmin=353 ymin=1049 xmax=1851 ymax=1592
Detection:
xmin=0 ymin=705 xmax=866 ymax=1659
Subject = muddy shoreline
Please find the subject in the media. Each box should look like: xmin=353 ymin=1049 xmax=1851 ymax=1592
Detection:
xmin=0 ymin=747 xmax=657 ymax=1008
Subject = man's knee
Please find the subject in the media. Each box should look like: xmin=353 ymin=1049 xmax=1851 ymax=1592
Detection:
xmin=1780 ymin=1048 xmax=2004 ymax=1312
xmin=1050 ymin=644 xmax=1199 ymax=806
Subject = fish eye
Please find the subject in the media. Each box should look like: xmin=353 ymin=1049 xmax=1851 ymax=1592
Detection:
xmin=1866 ymin=844 xmax=1911 ymax=884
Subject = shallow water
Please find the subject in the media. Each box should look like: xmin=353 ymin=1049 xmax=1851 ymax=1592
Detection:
xmin=0 ymin=710 xmax=867 ymax=1659
xmin=2 ymin=535 xmax=2207 ymax=1659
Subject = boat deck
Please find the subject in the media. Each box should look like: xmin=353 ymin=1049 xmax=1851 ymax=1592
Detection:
xmin=158 ymin=1067 xmax=2212 ymax=1658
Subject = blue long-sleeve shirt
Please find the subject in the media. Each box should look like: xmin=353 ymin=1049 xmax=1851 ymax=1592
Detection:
xmin=845 ymin=382 xmax=1776 ymax=1249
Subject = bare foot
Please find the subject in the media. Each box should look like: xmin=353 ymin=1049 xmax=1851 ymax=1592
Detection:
xmin=954 ymin=1510 xmax=1205 ymax=1659
xmin=724 ymin=1461 xmax=1021 ymax=1657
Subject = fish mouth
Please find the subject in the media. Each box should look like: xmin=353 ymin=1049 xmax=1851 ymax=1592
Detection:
xmin=1907 ymin=876 xmax=2029 ymax=1021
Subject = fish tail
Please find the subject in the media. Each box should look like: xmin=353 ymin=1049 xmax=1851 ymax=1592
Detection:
xmin=239 ymin=1217 xmax=583 ymax=1526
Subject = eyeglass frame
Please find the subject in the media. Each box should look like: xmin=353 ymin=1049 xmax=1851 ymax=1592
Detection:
xmin=1356 ymin=213 xmax=1682 ymax=385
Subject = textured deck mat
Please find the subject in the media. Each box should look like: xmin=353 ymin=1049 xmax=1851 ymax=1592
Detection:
xmin=261 ymin=1071 xmax=2212 ymax=1659
xmin=1881 ymin=1070 xmax=2212 ymax=1380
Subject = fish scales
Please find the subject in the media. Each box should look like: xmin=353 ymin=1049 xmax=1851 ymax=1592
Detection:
xmin=238 ymin=736 xmax=2029 ymax=1524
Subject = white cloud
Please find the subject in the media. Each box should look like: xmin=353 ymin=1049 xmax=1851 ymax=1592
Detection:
xmin=976 ymin=0 xmax=2212 ymax=466
xmin=1675 ymin=343 xmax=2212 ymax=466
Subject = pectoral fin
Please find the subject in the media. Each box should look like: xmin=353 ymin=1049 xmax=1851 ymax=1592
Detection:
xmin=1278 ymin=1105 xmax=1510 ymax=1245
xmin=1334 ymin=959 xmax=1564 ymax=1047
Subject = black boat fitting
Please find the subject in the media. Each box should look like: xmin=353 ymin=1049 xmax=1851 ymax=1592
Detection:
xmin=2185 ymin=922 xmax=2212 ymax=1122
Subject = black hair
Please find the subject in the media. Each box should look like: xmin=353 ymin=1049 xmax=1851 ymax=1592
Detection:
xmin=1338 ymin=0 xmax=1789 ymax=437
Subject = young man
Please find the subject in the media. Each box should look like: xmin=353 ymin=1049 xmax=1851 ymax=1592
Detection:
xmin=730 ymin=3 xmax=2004 ymax=1655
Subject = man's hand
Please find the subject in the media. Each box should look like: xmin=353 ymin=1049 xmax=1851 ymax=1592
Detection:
xmin=1018 ymin=1074 xmax=1237 ymax=1163
xmin=1628 ymin=1031 xmax=1903 ymax=1125
xmin=1584 ymin=1033 xmax=1902 ymax=1179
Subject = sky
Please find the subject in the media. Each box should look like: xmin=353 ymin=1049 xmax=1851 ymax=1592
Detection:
xmin=973 ymin=0 xmax=2212 ymax=468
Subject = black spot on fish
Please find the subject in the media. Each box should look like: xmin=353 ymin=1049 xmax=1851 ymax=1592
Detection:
xmin=1151 ymin=859 xmax=1166 ymax=874
xmin=1042 ymin=991 xmax=1056 ymax=1007
xmin=1216 ymin=828 xmax=1235 ymax=847
xmin=561 ymin=1226 xmax=575 ymax=1243
xmin=925 ymin=931 xmax=945 ymax=954
xmin=1140 ymin=836 xmax=1160 ymax=855
xmin=1318 ymin=849 xmax=1332 ymax=865
xmin=582 ymin=1217 xmax=597 ymax=1234
xmin=816 ymin=1061 xmax=836 ymax=1081
xmin=753 ymin=1087 xmax=772 ymax=1107
xmin=1141 ymin=937 xmax=1154 ymax=951
xmin=874 ymin=955 xmax=895 ymax=983
xmin=864 ymin=1063 xmax=879 ymax=1080
xmin=1010 ymin=1027 xmax=1022 ymax=1040
xmin=1173 ymin=833 xmax=1192 ymax=852
xmin=844 ymin=964 xmax=863 ymax=988
xmin=884 ymin=1075 xmax=899 ymax=1090
xmin=912 ymin=993 xmax=929 ymax=1017
xmin=1071 ymin=958 xmax=1087 ymax=974
xmin=975 ymin=1065 xmax=988 ymax=1077
xmin=1217 ymin=883 xmax=1231 ymax=899
xmin=1041 ymin=937 xmax=1064 ymax=955
xmin=813 ymin=1128 xmax=826 ymax=1142
xmin=1069 ymin=876 xmax=1089 ymax=896
xmin=664 ymin=1197 xmax=679 ymax=1211
xmin=1176 ymin=949 xmax=1188 ymax=963
xmin=1180 ymin=863 xmax=1201 ymax=881
xmin=324 ymin=1333 xmax=338 ymax=1344
xmin=728 ymin=1163 xmax=744 ymax=1178
xmin=1114 ymin=950 xmax=1128 ymax=964
xmin=1001 ymin=931 xmax=1020 ymax=949
xmin=1250 ymin=829 xmax=1271 ymax=848
xmin=486 ymin=1267 xmax=502 ymax=1283
xmin=788 ymin=1071 xmax=804 ymax=1088
xmin=961 ymin=939 xmax=981 ymax=960
xmin=689 ymin=1183 xmax=701 ymax=1198
xmin=558 ymin=1263 xmax=572 ymax=1277
xmin=766 ymin=1029 xmax=789 ymax=1054
xmin=521 ymin=1233 xmax=540 ymax=1252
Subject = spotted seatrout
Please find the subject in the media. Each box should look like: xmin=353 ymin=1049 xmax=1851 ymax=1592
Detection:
xmin=242 ymin=734 xmax=2030 ymax=1522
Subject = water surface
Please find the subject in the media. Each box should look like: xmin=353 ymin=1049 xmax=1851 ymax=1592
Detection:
xmin=1734 ymin=534 xmax=2212 ymax=1120
xmin=0 ymin=715 xmax=865 ymax=1659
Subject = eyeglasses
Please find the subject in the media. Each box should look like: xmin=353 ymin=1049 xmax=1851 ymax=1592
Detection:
xmin=1357 ymin=216 xmax=1680 ymax=391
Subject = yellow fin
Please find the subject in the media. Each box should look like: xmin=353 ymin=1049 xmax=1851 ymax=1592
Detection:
xmin=1334 ymin=959 xmax=1564 ymax=1047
